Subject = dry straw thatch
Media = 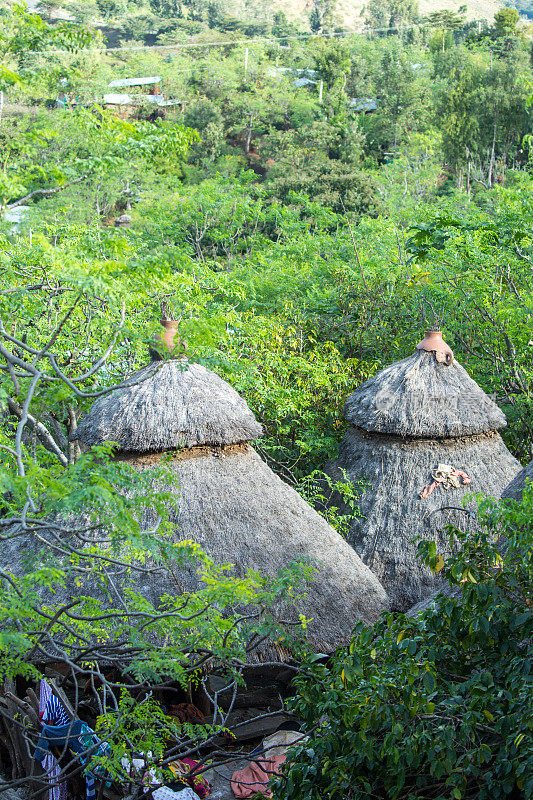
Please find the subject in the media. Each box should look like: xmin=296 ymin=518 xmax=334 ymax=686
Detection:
xmin=501 ymin=458 xmax=533 ymax=502
xmin=25 ymin=358 xmax=388 ymax=657
xmin=343 ymin=353 xmax=506 ymax=438
xmin=75 ymin=360 xmax=263 ymax=451
xmin=326 ymin=335 xmax=521 ymax=612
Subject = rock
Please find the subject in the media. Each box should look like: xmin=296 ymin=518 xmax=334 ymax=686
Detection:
xmin=114 ymin=214 xmax=132 ymax=227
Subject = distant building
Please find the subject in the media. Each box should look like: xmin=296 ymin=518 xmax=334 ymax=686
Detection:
xmin=349 ymin=98 xmax=379 ymax=113
xmin=103 ymin=76 xmax=180 ymax=117
xmin=107 ymin=76 xmax=162 ymax=92
xmin=293 ymin=77 xmax=318 ymax=87
xmin=3 ymin=206 xmax=29 ymax=234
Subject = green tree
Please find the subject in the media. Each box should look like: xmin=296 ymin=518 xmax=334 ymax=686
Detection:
xmin=309 ymin=4 xmax=321 ymax=33
xmin=312 ymin=39 xmax=351 ymax=90
xmin=272 ymin=490 xmax=533 ymax=800
xmin=365 ymin=0 xmax=419 ymax=31
xmin=427 ymin=8 xmax=466 ymax=52
xmin=370 ymin=44 xmax=426 ymax=153
xmin=272 ymin=10 xmax=295 ymax=39
xmin=0 ymin=2 xmax=97 ymax=104
xmin=0 ymin=209 xmax=312 ymax=795
xmin=494 ymin=6 xmax=520 ymax=37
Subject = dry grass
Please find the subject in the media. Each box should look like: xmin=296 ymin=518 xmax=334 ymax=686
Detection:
xmin=344 ymin=350 xmax=507 ymax=439
xmin=75 ymin=359 xmax=263 ymax=451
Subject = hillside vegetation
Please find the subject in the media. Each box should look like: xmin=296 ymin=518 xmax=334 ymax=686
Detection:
xmin=0 ymin=2 xmax=531 ymax=798
xmin=35 ymin=0 xmax=519 ymax=42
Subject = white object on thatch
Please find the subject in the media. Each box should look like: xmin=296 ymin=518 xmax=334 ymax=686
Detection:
xmin=501 ymin=458 xmax=533 ymax=502
xmin=326 ymin=346 xmax=521 ymax=611
xmin=75 ymin=361 xmax=264 ymax=451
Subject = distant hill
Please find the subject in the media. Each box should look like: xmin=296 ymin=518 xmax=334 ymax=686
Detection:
xmin=265 ymin=0 xmax=502 ymax=27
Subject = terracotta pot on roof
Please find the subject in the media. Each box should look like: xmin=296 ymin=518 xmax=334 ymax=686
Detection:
xmin=416 ymin=330 xmax=454 ymax=365
xmin=159 ymin=319 xmax=180 ymax=354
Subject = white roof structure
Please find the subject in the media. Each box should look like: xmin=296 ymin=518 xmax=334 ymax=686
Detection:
xmin=108 ymin=76 xmax=162 ymax=88
xmin=349 ymin=98 xmax=378 ymax=112
xmin=103 ymin=93 xmax=131 ymax=105
xmin=293 ymin=77 xmax=317 ymax=87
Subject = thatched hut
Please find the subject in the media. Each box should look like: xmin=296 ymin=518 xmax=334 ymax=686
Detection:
xmin=501 ymin=459 xmax=533 ymax=502
xmin=325 ymin=331 xmax=521 ymax=611
xmin=68 ymin=356 xmax=388 ymax=655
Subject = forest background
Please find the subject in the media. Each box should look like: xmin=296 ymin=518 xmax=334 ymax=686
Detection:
xmin=0 ymin=0 xmax=532 ymax=796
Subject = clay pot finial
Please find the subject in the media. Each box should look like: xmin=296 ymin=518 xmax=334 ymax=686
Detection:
xmin=159 ymin=319 xmax=180 ymax=354
xmin=149 ymin=319 xmax=187 ymax=361
xmin=416 ymin=330 xmax=454 ymax=365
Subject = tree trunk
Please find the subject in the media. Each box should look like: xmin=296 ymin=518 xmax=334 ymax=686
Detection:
xmin=245 ymin=112 xmax=254 ymax=155
xmin=488 ymin=122 xmax=497 ymax=188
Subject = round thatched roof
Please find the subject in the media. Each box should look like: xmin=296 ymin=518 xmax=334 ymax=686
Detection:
xmin=74 ymin=360 xmax=263 ymax=451
xmin=35 ymin=357 xmax=390 ymax=657
xmin=501 ymin=458 xmax=533 ymax=502
xmin=344 ymin=350 xmax=506 ymax=438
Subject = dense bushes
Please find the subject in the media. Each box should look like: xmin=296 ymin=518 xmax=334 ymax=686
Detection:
xmin=272 ymin=490 xmax=533 ymax=800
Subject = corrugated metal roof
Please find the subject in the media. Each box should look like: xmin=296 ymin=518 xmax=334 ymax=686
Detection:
xmin=293 ymin=77 xmax=317 ymax=87
xmin=349 ymin=98 xmax=378 ymax=112
xmin=103 ymin=93 xmax=132 ymax=105
xmin=108 ymin=76 xmax=162 ymax=88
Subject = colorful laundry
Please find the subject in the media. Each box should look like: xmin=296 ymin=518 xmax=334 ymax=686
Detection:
xmin=419 ymin=463 xmax=471 ymax=499
xmin=165 ymin=757 xmax=211 ymax=798
xmin=38 ymin=680 xmax=68 ymax=800
xmin=40 ymin=689 xmax=71 ymax=727
xmin=122 ymin=753 xmax=211 ymax=800
xmin=34 ymin=717 xmax=111 ymax=800
xmin=231 ymin=755 xmax=287 ymax=799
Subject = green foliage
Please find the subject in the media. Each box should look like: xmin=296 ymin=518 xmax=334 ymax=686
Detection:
xmin=0 ymin=2 xmax=98 ymax=89
xmin=312 ymin=39 xmax=351 ymax=90
xmin=0 ymin=9 xmax=533 ymax=794
xmin=309 ymin=4 xmax=321 ymax=33
xmin=365 ymin=0 xmax=419 ymax=30
xmin=272 ymin=489 xmax=533 ymax=800
xmin=296 ymin=469 xmax=365 ymax=538
xmin=494 ymin=6 xmax=521 ymax=38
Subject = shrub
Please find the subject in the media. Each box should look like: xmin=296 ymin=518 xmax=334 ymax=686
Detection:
xmin=273 ymin=488 xmax=533 ymax=800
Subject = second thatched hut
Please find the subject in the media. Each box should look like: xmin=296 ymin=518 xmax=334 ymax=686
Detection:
xmin=325 ymin=331 xmax=521 ymax=611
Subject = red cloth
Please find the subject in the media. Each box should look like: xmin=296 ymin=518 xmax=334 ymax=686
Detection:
xmin=231 ymin=755 xmax=287 ymax=799
xmin=419 ymin=469 xmax=471 ymax=499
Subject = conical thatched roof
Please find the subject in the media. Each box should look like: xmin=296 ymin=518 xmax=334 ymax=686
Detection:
xmin=49 ymin=358 xmax=388 ymax=656
xmin=344 ymin=350 xmax=506 ymax=438
xmin=326 ymin=336 xmax=521 ymax=611
xmin=501 ymin=458 xmax=533 ymax=502
xmin=75 ymin=360 xmax=263 ymax=451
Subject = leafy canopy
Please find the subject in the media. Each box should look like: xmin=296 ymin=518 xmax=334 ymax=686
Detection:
xmin=273 ymin=490 xmax=533 ymax=800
